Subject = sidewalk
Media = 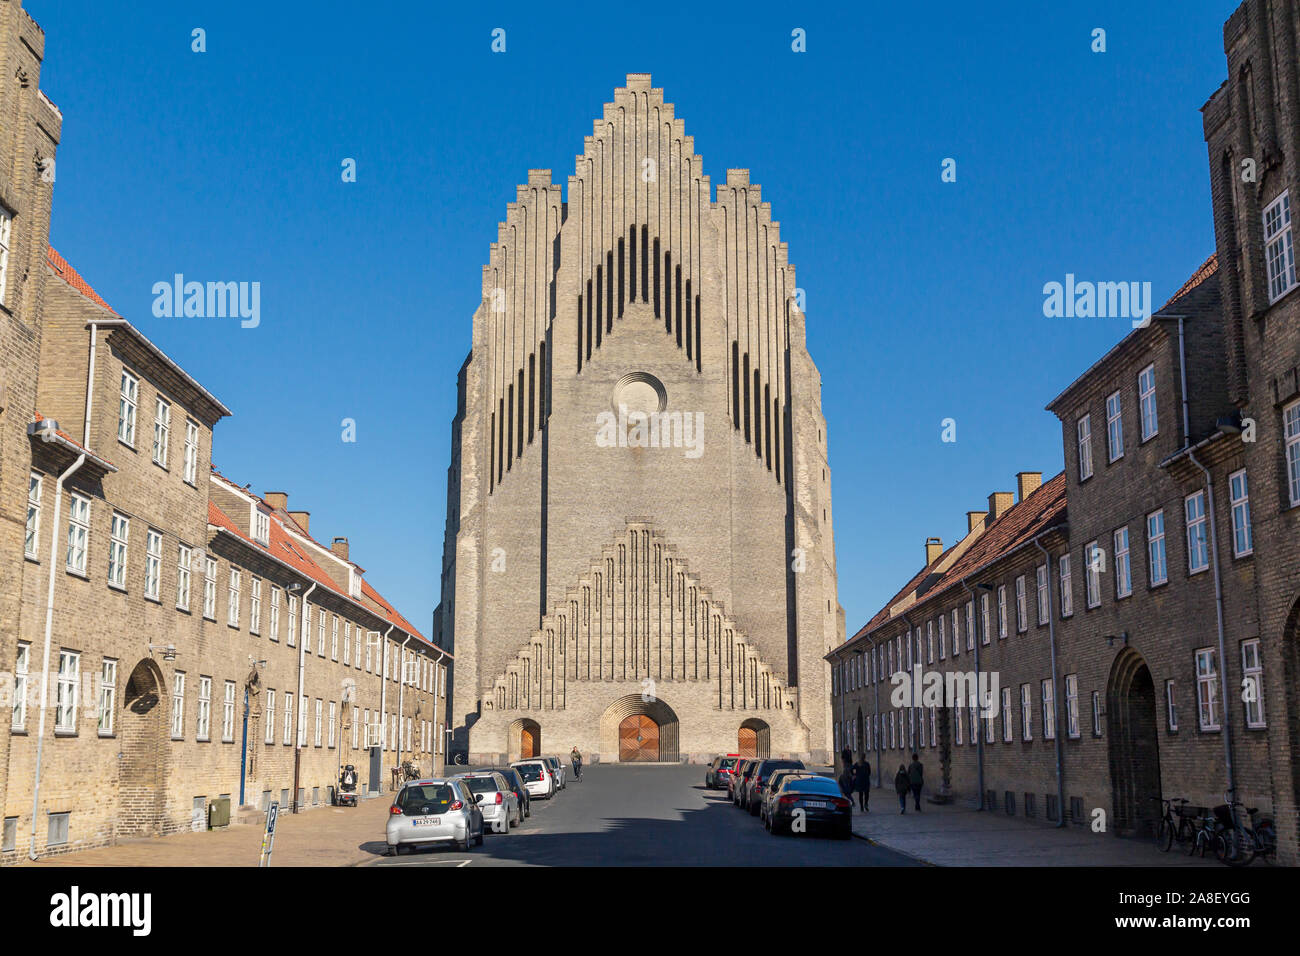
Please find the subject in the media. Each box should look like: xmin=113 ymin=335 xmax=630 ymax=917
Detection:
xmin=19 ymin=796 xmax=391 ymax=868
xmin=849 ymin=793 xmax=1218 ymax=866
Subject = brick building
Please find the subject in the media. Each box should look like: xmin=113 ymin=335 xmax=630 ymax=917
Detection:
xmin=0 ymin=0 xmax=444 ymax=863
xmin=831 ymin=0 xmax=1300 ymax=867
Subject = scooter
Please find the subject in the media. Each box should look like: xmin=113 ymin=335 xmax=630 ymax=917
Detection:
xmin=336 ymin=765 xmax=359 ymax=807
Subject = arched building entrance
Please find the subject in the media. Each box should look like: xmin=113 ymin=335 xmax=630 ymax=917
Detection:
xmin=738 ymin=718 xmax=770 ymax=758
xmin=600 ymin=695 xmax=680 ymax=762
xmin=118 ymin=660 xmax=167 ymax=837
xmin=1106 ymin=649 xmax=1162 ymax=835
xmin=508 ymin=717 xmax=541 ymax=762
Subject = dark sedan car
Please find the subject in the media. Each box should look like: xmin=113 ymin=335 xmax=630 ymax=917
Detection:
xmin=706 ymin=755 xmax=740 ymax=790
xmin=766 ymin=774 xmax=853 ymax=838
xmin=494 ymin=765 xmax=532 ymax=819
xmin=731 ymin=759 xmax=759 ymax=806
xmin=745 ymin=758 xmax=807 ymax=815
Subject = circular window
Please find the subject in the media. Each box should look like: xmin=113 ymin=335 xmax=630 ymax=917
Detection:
xmin=612 ymin=372 xmax=666 ymax=416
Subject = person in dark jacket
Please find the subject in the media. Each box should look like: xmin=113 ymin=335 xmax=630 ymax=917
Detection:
xmin=838 ymin=764 xmax=854 ymax=799
xmin=894 ymin=765 xmax=909 ymax=813
xmin=852 ymin=758 xmax=871 ymax=811
xmin=908 ymin=753 xmax=924 ymax=811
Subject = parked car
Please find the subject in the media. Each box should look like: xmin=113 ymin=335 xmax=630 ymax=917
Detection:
xmin=765 ymin=774 xmax=853 ymax=838
xmin=386 ymin=778 xmax=484 ymax=854
xmin=493 ymin=765 xmax=532 ymax=818
xmin=455 ymin=771 xmax=522 ymax=833
xmin=706 ymin=755 xmax=740 ymax=789
xmin=731 ymin=759 xmax=759 ymax=806
xmin=760 ymin=769 xmax=818 ymax=821
xmin=541 ymin=755 xmax=566 ymax=789
xmin=511 ymin=759 xmax=556 ymax=799
xmin=746 ymin=759 xmax=807 ymax=815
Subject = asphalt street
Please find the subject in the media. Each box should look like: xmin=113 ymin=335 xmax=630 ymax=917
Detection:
xmin=365 ymin=763 xmax=918 ymax=867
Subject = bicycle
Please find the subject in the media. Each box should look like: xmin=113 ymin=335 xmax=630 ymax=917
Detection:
xmin=1214 ymin=798 xmax=1277 ymax=867
xmin=1188 ymin=809 xmax=1219 ymax=858
xmin=1154 ymin=797 xmax=1195 ymax=852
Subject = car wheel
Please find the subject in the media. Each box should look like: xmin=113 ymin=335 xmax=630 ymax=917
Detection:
xmin=456 ymin=831 xmax=470 ymax=852
xmin=837 ymin=826 xmax=853 ymax=841
xmin=474 ymin=823 xmax=485 ymax=846
xmin=386 ymin=844 xmax=397 ymax=856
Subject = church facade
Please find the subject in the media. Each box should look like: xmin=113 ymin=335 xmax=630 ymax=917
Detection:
xmin=437 ymin=74 xmax=841 ymax=765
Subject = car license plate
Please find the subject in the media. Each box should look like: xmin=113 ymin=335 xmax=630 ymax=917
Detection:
xmin=412 ymin=817 xmax=441 ymax=826
xmin=805 ymin=801 xmax=827 ymax=809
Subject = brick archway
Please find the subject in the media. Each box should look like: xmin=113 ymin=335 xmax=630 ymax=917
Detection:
xmin=508 ymin=717 xmax=541 ymax=762
xmin=118 ymin=659 xmax=167 ymax=837
xmin=1106 ymin=648 xmax=1161 ymax=835
xmin=599 ymin=695 xmax=679 ymax=762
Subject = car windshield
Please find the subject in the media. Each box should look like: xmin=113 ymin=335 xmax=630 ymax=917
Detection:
xmin=397 ymin=784 xmax=456 ymax=812
xmin=461 ymin=776 xmax=501 ymax=794
xmin=515 ymin=764 xmax=544 ymax=781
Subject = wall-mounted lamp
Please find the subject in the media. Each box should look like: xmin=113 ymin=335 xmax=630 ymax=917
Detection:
xmin=1104 ymin=632 xmax=1130 ymax=648
xmin=148 ymin=644 xmax=178 ymax=662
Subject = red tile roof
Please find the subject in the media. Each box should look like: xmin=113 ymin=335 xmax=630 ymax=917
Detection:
xmin=46 ymin=247 xmax=119 ymax=315
xmin=842 ymin=473 xmax=1068 ymax=651
xmin=1160 ymin=254 xmax=1218 ymax=311
xmin=32 ymin=412 xmax=117 ymax=469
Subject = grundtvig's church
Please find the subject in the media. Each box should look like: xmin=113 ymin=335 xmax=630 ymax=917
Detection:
xmin=436 ymin=75 xmax=842 ymax=765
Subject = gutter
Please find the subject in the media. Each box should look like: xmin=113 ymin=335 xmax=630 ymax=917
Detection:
xmin=1033 ymin=534 xmax=1068 ymax=828
xmin=378 ymin=624 xmax=394 ymax=768
xmin=395 ymin=634 xmax=412 ymax=769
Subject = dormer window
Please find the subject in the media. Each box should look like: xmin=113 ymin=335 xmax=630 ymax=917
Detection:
xmin=349 ymin=570 xmax=361 ymax=599
xmin=253 ymin=509 xmax=269 ymax=546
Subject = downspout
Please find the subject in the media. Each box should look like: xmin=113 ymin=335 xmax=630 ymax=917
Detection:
xmin=1177 ymin=317 xmax=1237 ymax=801
xmin=378 ymin=624 xmax=394 ymax=777
xmin=29 ymin=450 xmax=86 ymax=860
xmin=872 ymin=637 xmax=881 ymax=789
xmin=959 ymin=579 xmax=985 ymax=810
xmin=396 ymin=634 xmax=412 ymax=769
xmin=1033 ymin=535 xmax=1067 ymax=828
xmin=292 ymin=582 xmax=317 ymax=813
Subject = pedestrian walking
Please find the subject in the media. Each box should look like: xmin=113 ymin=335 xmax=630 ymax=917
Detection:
xmin=852 ymin=758 xmax=871 ymax=812
xmin=894 ymin=765 xmax=909 ymax=813
xmin=908 ymin=752 xmax=924 ymax=811
xmin=838 ymin=763 xmax=854 ymax=799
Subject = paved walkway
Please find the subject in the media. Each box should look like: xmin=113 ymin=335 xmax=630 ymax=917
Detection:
xmin=849 ymin=790 xmax=1218 ymax=866
xmin=19 ymin=795 xmax=392 ymax=868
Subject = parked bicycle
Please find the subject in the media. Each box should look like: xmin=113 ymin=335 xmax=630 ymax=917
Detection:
xmin=1214 ymin=796 xmax=1277 ymax=867
xmin=1188 ymin=808 xmax=1219 ymax=858
xmin=1154 ymin=797 xmax=1196 ymax=852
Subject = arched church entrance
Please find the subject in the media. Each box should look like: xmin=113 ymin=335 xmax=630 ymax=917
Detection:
xmin=508 ymin=717 xmax=541 ymax=762
xmin=600 ymin=695 xmax=680 ymax=762
xmin=738 ymin=718 xmax=770 ymax=758
xmin=118 ymin=659 xmax=167 ymax=837
xmin=1106 ymin=648 xmax=1162 ymax=835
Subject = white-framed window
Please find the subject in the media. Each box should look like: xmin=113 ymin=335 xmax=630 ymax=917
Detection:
xmin=56 ymin=651 xmax=80 ymax=733
xmin=183 ymin=419 xmax=200 ymax=485
xmin=1114 ymin=527 xmax=1132 ymax=598
xmin=937 ymin=615 xmax=946 ymax=659
xmin=1229 ymin=469 xmax=1253 ymax=557
xmin=328 ymin=701 xmax=336 ymax=748
xmin=1014 ymin=576 xmax=1027 ymax=633
xmin=65 ymin=492 xmax=91 ymax=574
xmin=351 ymin=706 xmax=360 ymax=749
xmin=331 ymin=616 xmax=339 ymax=661
xmin=269 ymin=587 xmax=281 ymax=641
xmin=144 ymin=528 xmax=162 ymax=601
xmin=25 ymin=473 xmax=41 ymax=559
xmin=1185 ymin=491 xmax=1209 ymax=574
xmin=1021 ymin=683 xmax=1032 ymax=740
xmin=439 ymin=667 xmax=446 ymax=698
xmin=196 ymin=676 xmax=212 ymax=741
xmin=249 ymin=577 xmax=262 ymax=634
xmin=314 ymin=699 xmax=323 ymax=747
xmin=1138 ymin=364 xmax=1158 ymax=441
xmin=1147 ymin=510 xmax=1168 ymax=586
xmin=354 ymin=631 xmax=362 ymax=669
xmin=176 ymin=544 xmax=192 ymax=611
xmin=298 ymin=695 xmax=308 ymax=747
xmin=1106 ymin=390 xmax=1124 ymax=462
xmin=951 ymin=706 xmax=960 ymax=746
xmin=966 ymin=600 xmax=975 ymax=650
xmin=0 ymin=207 xmax=11 ymax=306
xmin=118 ymin=370 xmax=138 ymax=446
xmin=171 ymin=672 xmax=186 ymax=739
xmin=12 ymin=643 xmax=30 ymax=730
xmin=1091 ymin=690 xmax=1102 ymax=737
xmin=1065 ymin=674 xmax=1080 ymax=738
xmin=317 ymin=608 xmax=326 ymax=656
xmin=227 ymin=567 xmax=242 ymax=627
xmin=283 ymin=692 xmax=294 ymax=745
xmin=1084 ymin=541 xmax=1101 ymax=609
xmin=1058 ymin=554 xmax=1073 ymax=617
xmin=1264 ymin=190 xmax=1298 ymax=302
xmin=344 ymin=622 xmax=352 ymax=668
xmin=152 ymin=396 xmax=170 ymax=467
xmin=108 ymin=512 xmax=129 ymax=589
xmin=98 ymin=659 xmax=117 ymax=736
xmin=995 ymin=586 xmax=1007 ymax=639
xmin=1286 ymin=400 xmax=1300 ymax=506
xmin=1041 ymin=679 xmax=1056 ymax=740
xmin=1196 ymin=648 xmax=1220 ymax=731
xmin=203 ymin=556 xmax=217 ymax=619
xmin=1001 ymin=687 xmax=1012 ymax=742
xmin=287 ymin=596 xmax=298 ymax=647
xmin=1166 ymin=679 xmax=1178 ymax=732
xmin=221 ymin=681 xmax=235 ymax=742
xmin=265 ymin=690 xmax=276 ymax=744
xmin=1035 ymin=564 xmax=1049 ymax=624
xmin=253 ymin=509 xmax=269 ymax=546
xmin=1241 ymin=639 xmax=1265 ymax=729
xmin=1077 ymin=413 xmax=1093 ymax=481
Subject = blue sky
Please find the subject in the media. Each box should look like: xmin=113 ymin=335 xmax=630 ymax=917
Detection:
xmin=27 ymin=0 xmax=1236 ymax=641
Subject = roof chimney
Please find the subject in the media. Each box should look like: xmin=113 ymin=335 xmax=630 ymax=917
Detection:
xmin=1016 ymin=472 xmax=1043 ymax=502
xmin=288 ymin=510 xmax=310 ymax=534
xmin=987 ymin=491 xmax=1015 ymax=522
xmin=331 ymin=537 xmax=350 ymax=561
xmin=967 ymin=511 xmax=987 ymax=535
xmin=925 ymin=537 xmax=944 ymax=566
xmin=265 ymin=491 xmax=288 ymax=511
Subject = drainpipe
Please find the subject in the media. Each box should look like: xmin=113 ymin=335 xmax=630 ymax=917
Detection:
xmin=1176 ymin=318 xmax=1237 ymax=803
xmin=395 ymin=634 xmax=412 ymax=769
xmin=959 ymin=579 xmax=986 ymax=810
xmin=292 ymin=582 xmax=316 ymax=813
xmin=378 ymin=624 xmax=394 ymax=781
xmin=29 ymin=448 xmax=86 ymax=860
xmin=1033 ymin=535 xmax=1068 ymax=828
xmin=872 ymin=637 xmax=881 ymax=789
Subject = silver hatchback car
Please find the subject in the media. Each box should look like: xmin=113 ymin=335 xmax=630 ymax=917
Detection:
xmin=455 ymin=771 xmax=522 ymax=833
xmin=386 ymin=778 xmax=484 ymax=855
